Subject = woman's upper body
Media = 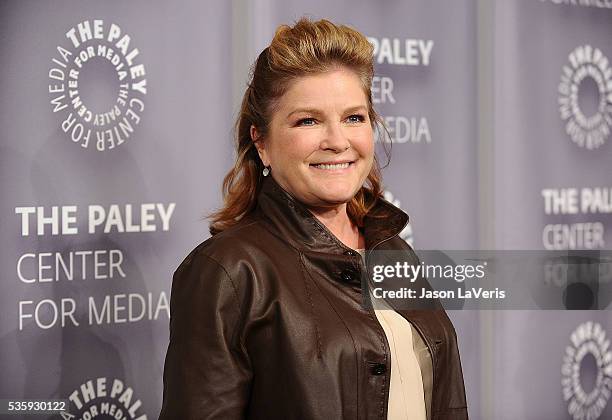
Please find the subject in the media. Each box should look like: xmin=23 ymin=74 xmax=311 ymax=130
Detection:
xmin=159 ymin=176 xmax=468 ymax=420
xmin=159 ymin=17 xmax=467 ymax=420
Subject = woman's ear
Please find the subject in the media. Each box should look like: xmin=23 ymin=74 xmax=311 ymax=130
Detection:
xmin=251 ymin=125 xmax=270 ymax=167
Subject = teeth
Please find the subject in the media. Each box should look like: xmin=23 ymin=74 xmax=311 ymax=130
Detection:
xmin=313 ymin=162 xmax=350 ymax=170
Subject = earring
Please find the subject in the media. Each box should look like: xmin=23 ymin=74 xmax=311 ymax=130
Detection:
xmin=262 ymin=166 xmax=270 ymax=177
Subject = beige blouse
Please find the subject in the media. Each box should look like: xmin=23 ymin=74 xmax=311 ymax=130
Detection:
xmin=357 ymin=249 xmax=432 ymax=420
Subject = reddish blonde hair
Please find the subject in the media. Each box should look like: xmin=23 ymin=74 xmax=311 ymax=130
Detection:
xmin=209 ymin=18 xmax=389 ymax=235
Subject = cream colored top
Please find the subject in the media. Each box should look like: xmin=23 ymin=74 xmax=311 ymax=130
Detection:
xmin=357 ymin=249 xmax=431 ymax=420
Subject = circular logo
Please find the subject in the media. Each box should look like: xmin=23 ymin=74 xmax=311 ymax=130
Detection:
xmin=62 ymin=377 xmax=147 ymax=419
xmin=383 ymin=190 xmax=414 ymax=246
xmin=558 ymin=45 xmax=612 ymax=150
xmin=48 ymin=19 xmax=147 ymax=152
xmin=562 ymin=321 xmax=612 ymax=419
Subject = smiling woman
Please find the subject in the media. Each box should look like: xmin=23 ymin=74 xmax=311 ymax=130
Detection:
xmin=159 ymin=17 xmax=468 ymax=420
xmin=250 ymin=67 xmax=375 ymax=247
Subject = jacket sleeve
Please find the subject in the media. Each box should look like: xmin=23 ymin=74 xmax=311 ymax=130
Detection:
xmin=159 ymin=251 xmax=252 ymax=419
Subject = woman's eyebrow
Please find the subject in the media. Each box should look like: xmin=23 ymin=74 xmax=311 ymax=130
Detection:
xmin=343 ymin=105 xmax=368 ymax=114
xmin=286 ymin=108 xmax=323 ymax=119
xmin=286 ymin=105 xmax=367 ymax=119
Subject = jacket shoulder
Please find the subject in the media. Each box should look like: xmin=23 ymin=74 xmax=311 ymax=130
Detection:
xmin=179 ymin=219 xmax=269 ymax=265
xmin=169 ymin=221 xmax=270 ymax=324
xmin=175 ymin=217 xmax=294 ymax=290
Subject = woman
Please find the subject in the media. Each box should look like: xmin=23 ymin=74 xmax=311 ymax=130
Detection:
xmin=159 ymin=18 xmax=467 ymax=420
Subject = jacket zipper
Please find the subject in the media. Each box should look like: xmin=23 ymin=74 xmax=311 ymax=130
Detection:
xmin=304 ymin=203 xmax=436 ymax=416
xmin=364 ymin=235 xmax=437 ymax=409
xmin=357 ymin=256 xmax=392 ymax=420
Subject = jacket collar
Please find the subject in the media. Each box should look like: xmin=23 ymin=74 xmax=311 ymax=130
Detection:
xmin=255 ymin=176 xmax=409 ymax=254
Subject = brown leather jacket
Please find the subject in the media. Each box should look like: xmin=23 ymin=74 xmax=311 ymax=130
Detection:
xmin=159 ymin=177 xmax=468 ymax=420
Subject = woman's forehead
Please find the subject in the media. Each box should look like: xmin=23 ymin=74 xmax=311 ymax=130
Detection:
xmin=275 ymin=69 xmax=368 ymax=113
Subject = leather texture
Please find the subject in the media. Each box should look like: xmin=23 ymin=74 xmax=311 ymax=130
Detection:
xmin=159 ymin=176 xmax=468 ymax=420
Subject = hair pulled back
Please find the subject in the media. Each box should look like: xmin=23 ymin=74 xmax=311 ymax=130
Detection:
xmin=209 ymin=17 xmax=387 ymax=235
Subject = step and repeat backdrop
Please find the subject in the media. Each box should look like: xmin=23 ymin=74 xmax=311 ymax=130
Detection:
xmin=492 ymin=1 xmax=612 ymax=419
xmin=0 ymin=0 xmax=611 ymax=419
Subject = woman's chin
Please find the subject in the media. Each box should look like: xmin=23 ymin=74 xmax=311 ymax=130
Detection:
xmin=312 ymin=186 xmax=359 ymax=206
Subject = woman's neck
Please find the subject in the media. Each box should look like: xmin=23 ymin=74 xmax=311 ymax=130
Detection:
xmin=308 ymin=204 xmax=365 ymax=250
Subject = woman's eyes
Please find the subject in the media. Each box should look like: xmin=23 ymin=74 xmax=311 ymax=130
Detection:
xmin=296 ymin=117 xmax=317 ymax=126
xmin=295 ymin=114 xmax=366 ymax=126
xmin=346 ymin=114 xmax=366 ymax=123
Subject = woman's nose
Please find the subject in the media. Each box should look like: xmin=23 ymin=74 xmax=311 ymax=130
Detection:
xmin=320 ymin=122 xmax=350 ymax=152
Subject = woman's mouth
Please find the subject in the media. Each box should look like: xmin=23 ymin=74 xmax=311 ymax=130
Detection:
xmin=310 ymin=161 xmax=353 ymax=170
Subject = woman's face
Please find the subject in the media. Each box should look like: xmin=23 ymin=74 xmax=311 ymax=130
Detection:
xmin=253 ymin=66 xmax=375 ymax=209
